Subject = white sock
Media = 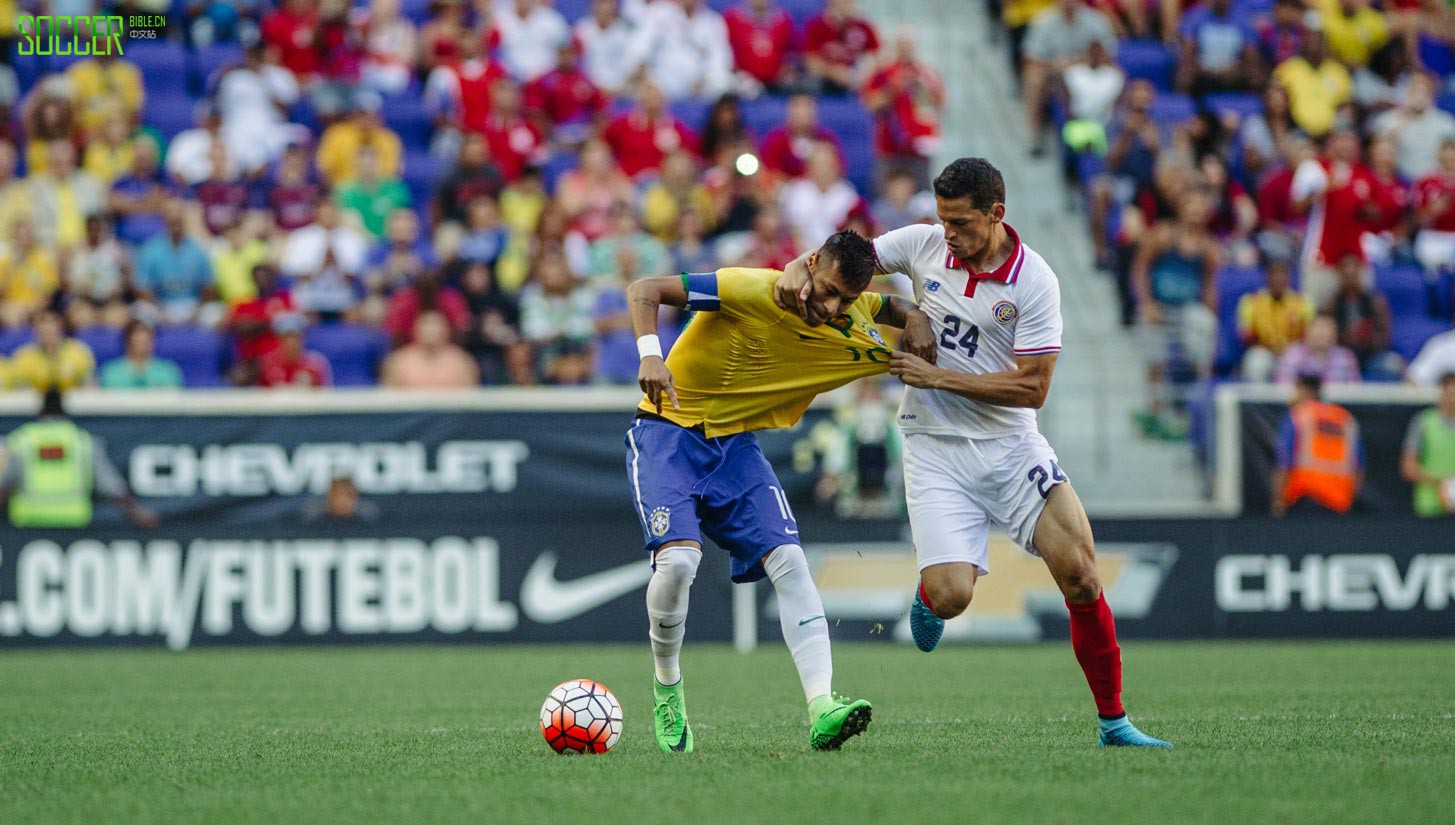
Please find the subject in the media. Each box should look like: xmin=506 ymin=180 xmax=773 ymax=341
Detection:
xmin=763 ymin=544 xmax=832 ymax=709
xmin=646 ymin=545 xmax=700 ymax=686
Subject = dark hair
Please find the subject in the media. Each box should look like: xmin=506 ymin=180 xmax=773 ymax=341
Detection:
xmin=40 ymin=388 xmax=65 ymax=417
xmin=1439 ymin=372 xmax=1455 ymax=387
xmin=123 ymin=319 xmax=153 ymax=343
xmin=1295 ymin=373 xmax=1322 ymax=397
xmin=817 ymin=231 xmax=877 ymax=292
xmin=932 ymin=158 xmax=1004 ymax=213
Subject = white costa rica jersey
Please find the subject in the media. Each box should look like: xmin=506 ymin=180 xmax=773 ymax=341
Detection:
xmin=873 ymin=222 xmax=1063 ymax=438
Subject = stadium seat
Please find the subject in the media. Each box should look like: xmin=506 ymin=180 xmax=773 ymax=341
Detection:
xmin=669 ymin=99 xmax=714 ymax=134
xmin=543 ymin=152 xmax=580 ymax=191
xmin=305 ymin=324 xmax=387 ymax=386
xmin=154 ymin=325 xmax=227 ymax=387
xmin=1440 ymin=90 xmax=1455 ymax=118
xmin=383 ymin=96 xmax=434 ymax=147
xmin=401 ymin=0 xmax=434 ymax=25
xmin=1375 ymin=265 xmax=1427 ymax=321
xmin=1417 ymin=34 xmax=1455 ymax=78
xmin=125 ymin=42 xmax=189 ymax=97
xmin=0 ymin=327 xmax=34 ymax=355
xmin=1217 ymin=265 xmax=1266 ymax=311
xmin=1203 ymin=92 xmax=1264 ymax=122
xmin=1393 ymin=318 xmax=1449 ymax=361
xmin=1117 ymin=40 xmax=1176 ymax=90
xmin=193 ymin=42 xmax=244 ymax=93
xmin=557 ymin=0 xmax=593 ymax=22
xmin=1148 ymin=93 xmax=1196 ymax=128
xmin=144 ymin=89 xmax=198 ymax=140
xmin=76 ymin=327 xmax=124 ymax=366
xmin=403 ymin=150 xmax=445 ymax=208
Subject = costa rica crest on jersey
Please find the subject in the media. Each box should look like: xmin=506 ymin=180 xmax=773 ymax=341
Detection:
xmin=992 ymin=301 xmax=1018 ymax=326
xmin=649 ymin=506 xmax=671 ymax=537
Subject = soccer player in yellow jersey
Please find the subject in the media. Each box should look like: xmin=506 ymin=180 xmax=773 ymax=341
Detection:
xmin=624 ymin=231 xmax=933 ymax=753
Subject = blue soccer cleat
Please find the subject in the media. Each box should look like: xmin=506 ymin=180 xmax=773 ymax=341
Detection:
xmin=909 ymin=587 xmax=944 ymax=652
xmin=1097 ymin=716 xmax=1173 ymax=749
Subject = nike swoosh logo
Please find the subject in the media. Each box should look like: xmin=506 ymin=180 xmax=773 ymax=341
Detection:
xmin=658 ymin=619 xmax=684 ymax=629
xmin=520 ymin=552 xmax=654 ymax=624
xmin=798 ymin=615 xmax=825 ymax=626
xmin=671 ymin=728 xmax=689 ymax=752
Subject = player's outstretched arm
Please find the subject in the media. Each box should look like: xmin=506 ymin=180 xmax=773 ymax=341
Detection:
xmin=627 ymin=277 xmax=689 ymax=413
xmin=889 ymin=351 xmax=1058 ymax=409
xmin=875 ymin=295 xmax=937 ymax=363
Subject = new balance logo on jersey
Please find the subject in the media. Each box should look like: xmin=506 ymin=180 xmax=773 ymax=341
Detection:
xmin=925 ymin=280 xmax=941 ymax=292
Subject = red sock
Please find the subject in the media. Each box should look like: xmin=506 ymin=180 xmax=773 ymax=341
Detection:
xmin=917 ymin=580 xmax=936 ymax=615
xmin=1066 ymin=593 xmax=1124 ymax=719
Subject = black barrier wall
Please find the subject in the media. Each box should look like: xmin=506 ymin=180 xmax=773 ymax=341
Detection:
xmin=0 ymin=407 xmax=1450 ymax=647
xmin=1239 ymin=399 xmax=1444 ymax=516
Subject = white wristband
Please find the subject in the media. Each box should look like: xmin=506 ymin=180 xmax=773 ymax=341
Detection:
xmin=637 ymin=334 xmax=663 ymax=360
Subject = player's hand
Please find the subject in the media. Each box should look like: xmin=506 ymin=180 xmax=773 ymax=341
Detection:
xmin=889 ymin=351 xmax=942 ymax=389
xmin=639 ymin=356 xmax=679 ymax=413
xmin=901 ymin=308 xmax=937 ymax=364
xmin=774 ymin=257 xmax=813 ymax=320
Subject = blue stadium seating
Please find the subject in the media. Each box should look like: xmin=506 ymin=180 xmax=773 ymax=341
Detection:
xmin=0 ymin=327 xmax=34 ymax=356
xmin=1203 ymin=92 xmax=1264 ymax=121
xmin=1117 ymin=40 xmax=1176 ymax=90
xmin=1376 ymin=265 xmax=1427 ymax=322
xmin=144 ymin=89 xmax=198 ymax=140
xmin=306 ymin=324 xmax=388 ymax=386
xmin=76 ymin=327 xmax=124 ymax=367
xmin=1394 ymin=318 xmax=1450 ymax=361
xmin=154 ymin=326 xmax=227 ymax=387
xmin=126 ymin=42 xmax=189 ymax=97
xmin=383 ymin=95 xmax=434 ymax=147
xmin=403 ymin=150 xmax=445 ymax=208
xmin=1149 ymin=93 xmax=1196 ymax=127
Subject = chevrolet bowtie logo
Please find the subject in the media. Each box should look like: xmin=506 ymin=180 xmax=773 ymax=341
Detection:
xmin=796 ymin=538 xmax=1178 ymax=643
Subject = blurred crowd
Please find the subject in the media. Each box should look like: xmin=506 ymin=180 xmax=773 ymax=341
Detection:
xmin=0 ymin=0 xmax=945 ymax=390
xmin=998 ymin=0 xmax=1455 ymax=438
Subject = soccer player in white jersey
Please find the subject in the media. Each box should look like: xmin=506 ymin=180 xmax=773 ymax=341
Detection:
xmin=776 ymin=158 xmax=1172 ymax=749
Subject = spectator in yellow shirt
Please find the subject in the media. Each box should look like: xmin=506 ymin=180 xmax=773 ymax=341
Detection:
xmin=65 ymin=43 xmax=145 ymax=135
xmin=316 ymin=93 xmax=403 ymax=187
xmin=0 ymin=140 xmax=32 ymax=245
xmin=1274 ymin=30 xmax=1352 ymax=138
xmin=1321 ymin=0 xmax=1389 ymax=68
xmin=7 ymin=310 xmax=95 ymax=392
xmin=1238 ymin=249 xmax=1314 ymax=381
xmin=81 ymin=108 xmax=141 ymax=187
xmin=640 ymin=150 xmax=715 ymax=241
xmin=0 ymin=219 xmax=60 ymax=327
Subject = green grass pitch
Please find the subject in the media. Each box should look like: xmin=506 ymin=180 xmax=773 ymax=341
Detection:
xmin=2 ymin=641 xmax=1451 ymax=824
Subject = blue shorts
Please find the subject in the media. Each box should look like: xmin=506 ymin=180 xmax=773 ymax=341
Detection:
xmin=625 ymin=416 xmax=799 ymax=583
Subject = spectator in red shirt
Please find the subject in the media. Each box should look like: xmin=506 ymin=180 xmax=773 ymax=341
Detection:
xmin=194 ymin=143 xmax=250 ymax=238
xmin=803 ymin=0 xmax=880 ymax=94
xmin=602 ymin=80 xmax=699 ymax=179
xmin=1414 ymin=138 xmax=1455 ymax=278
xmin=227 ymin=264 xmax=296 ymax=385
xmin=1257 ymin=133 xmax=1317 ymax=237
xmin=261 ymin=0 xmax=322 ymax=80
xmin=1293 ymin=128 xmax=1381 ymax=306
xmin=724 ymin=0 xmax=797 ymax=94
xmin=759 ymin=92 xmax=845 ymax=179
xmin=259 ymin=313 xmax=333 ymax=389
xmin=1364 ymin=134 xmax=1414 ymax=265
xmin=523 ymin=41 xmax=608 ymax=146
xmin=383 ymin=270 xmax=473 ymax=347
xmin=424 ymin=29 xmax=509 ymax=158
xmin=478 ymin=77 xmax=547 ymax=182
xmin=862 ymin=27 xmax=945 ymax=187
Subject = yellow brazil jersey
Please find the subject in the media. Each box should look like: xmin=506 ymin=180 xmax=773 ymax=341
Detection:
xmin=639 ymin=268 xmax=891 ymax=437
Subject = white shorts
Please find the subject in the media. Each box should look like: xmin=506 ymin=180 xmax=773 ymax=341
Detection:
xmin=903 ymin=431 xmax=1066 ymax=576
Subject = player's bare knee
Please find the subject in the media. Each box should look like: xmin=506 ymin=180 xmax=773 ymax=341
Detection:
xmin=1057 ymin=562 xmax=1101 ymax=603
xmin=925 ymin=578 xmax=974 ymax=619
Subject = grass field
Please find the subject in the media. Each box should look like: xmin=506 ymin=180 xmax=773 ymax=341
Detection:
xmin=2 ymin=641 xmax=1452 ymax=824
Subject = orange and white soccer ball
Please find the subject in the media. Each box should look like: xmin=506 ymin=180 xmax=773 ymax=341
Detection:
xmin=540 ymin=679 xmax=622 ymax=754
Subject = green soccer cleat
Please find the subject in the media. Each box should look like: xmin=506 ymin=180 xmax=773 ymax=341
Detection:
xmin=809 ymin=694 xmax=873 ymax=751
xmin=653 ymin=678 xmax=693 ymax=753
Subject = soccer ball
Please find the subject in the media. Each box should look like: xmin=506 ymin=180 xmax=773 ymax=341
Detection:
xmin=540 ymin=679 xmax=622 ymax=754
